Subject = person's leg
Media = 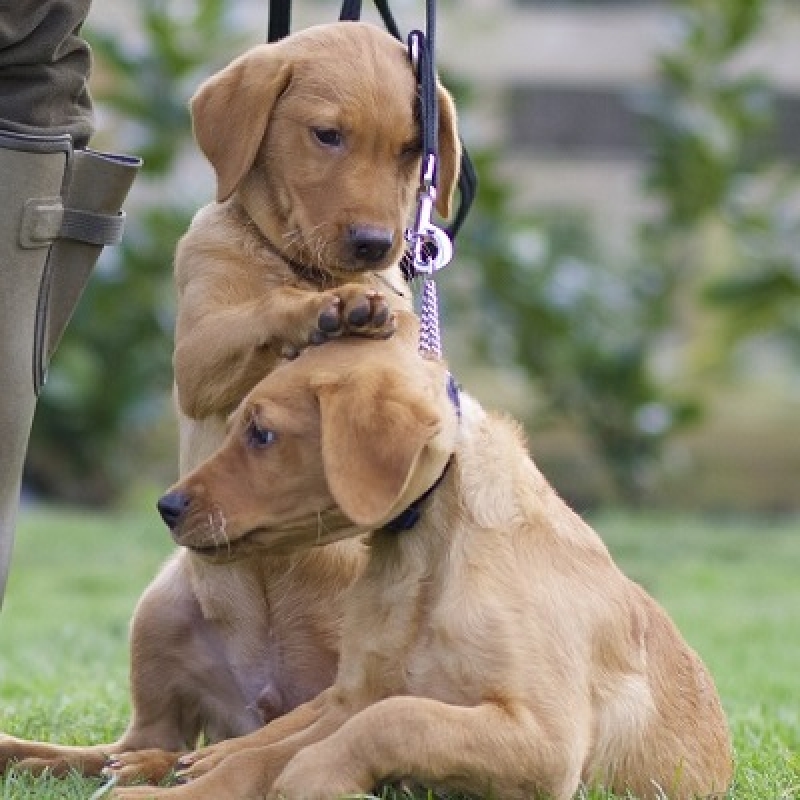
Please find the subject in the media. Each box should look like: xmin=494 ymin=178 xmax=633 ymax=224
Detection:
xmin=0 ymin=1 xmax=141 ymax=605
xmin=0 ymin=0 xmax=95 ymax=147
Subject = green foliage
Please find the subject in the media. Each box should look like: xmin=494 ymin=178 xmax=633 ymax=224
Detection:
xmin=88 ymin=0 xmax=245 ymax=175
xmin=703 ymin=196 xmax=800 ymax=359
xmin=448 ymin=152 xmax=698 ymax=504
xmin=27 ymin=0 xmax=245 ymax=504
xmin=643 ymin=0 xmax=771 ymax=229
xmin=643 ymin=0 xmax=800 ymax=360
xmin=450 ymin=0 xmax=799 ymax=503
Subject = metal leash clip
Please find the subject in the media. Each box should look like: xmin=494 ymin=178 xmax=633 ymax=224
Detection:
xmin=405 ymin=154 xmax=453 ymax=276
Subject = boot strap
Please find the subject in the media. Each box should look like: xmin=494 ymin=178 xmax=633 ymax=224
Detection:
xmin=20 ymin=197 xmax=126 ymax=248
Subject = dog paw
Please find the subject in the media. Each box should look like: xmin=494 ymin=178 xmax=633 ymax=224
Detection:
xmin=173 ymin=742 xmax=233 ymax=782
xmin=268 ymin=773 xmax=365 ymax=800
xmin=103 ymin=749 xmax=181 ymax=785
xmin=268 ymin=750 xmax=367 ymax=800
xmin=313 ymin=287 xmax=395 ymax=343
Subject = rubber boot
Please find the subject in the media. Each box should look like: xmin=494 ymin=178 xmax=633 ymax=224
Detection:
xmin=0 ymin=130 xmax=141 ymax=605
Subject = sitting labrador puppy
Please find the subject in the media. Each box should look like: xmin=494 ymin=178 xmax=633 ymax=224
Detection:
xmin=112 ymin=313 xmax=733 ymax=800
xmin=0 ymin=22 xmax=460 ymax=783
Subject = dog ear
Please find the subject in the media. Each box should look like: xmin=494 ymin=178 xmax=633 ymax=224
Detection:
xmin=435 ymin=80 xmax=462 ymax=220
xmin=317 ymin=373 xmax=441 ymax=528
xmin=191 ymin=45 xmax=292 ymax=202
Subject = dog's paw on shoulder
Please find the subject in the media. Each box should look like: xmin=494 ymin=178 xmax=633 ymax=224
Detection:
xmin=313 ymin=287 xmax=396 ymax=344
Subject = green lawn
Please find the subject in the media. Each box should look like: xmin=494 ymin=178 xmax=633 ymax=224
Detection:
xmin=1 ymin=508 xmax=798 ymax=798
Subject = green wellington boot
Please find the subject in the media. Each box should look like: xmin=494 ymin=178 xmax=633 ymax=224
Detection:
xmin=0 ymin=130 xmax=141 ymax=605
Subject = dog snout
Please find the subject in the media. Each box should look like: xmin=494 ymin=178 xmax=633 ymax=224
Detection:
xmin=157 ymin=489 xmax=192 ymax=530
xmin=348 ymin=225 xmax=393 ymax=263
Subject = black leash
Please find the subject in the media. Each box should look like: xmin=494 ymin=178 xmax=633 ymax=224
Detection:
xmin=267 ymin=0 xmax=291 ymax=42
xmin=339 ymin=0 xmax=403 ymax=40
xmin=266 ymin=0 xmax=476 ymax=248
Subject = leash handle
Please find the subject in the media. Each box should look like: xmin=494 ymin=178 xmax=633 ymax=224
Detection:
xmin=272 ymin=0 xmax=402 ymax=41
xmin=408 ymin=29 xmax=438 ymax=189
xmin=267 ymin=0 xmax=291 ymax=41
xmin=340 ymin=0 xmax=403 ymax=41
xmin=339 ymin=0 xmax=361 ymax=21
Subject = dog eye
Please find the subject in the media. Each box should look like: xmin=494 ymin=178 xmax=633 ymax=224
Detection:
xmin=247 ymin=422 xmax=277 ymax=449
xmin=312 ymin=127 xmax=344 ymax=148
xmin=401 ymin=139 xmax=422 ymax=158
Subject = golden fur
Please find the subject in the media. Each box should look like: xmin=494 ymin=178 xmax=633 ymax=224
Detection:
xmin=111 ymin=314 xmax=733 ymax=800
xmin=0 ymin=22 xmax=460 ymax=783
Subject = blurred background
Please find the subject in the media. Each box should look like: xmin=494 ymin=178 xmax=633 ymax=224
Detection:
xmin=26 ymin=0 xmax=800 ymax=514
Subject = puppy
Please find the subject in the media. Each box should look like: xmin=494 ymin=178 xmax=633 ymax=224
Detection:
xmin=112 ymin=313 xmax=733 ymax=800
xmin=175 ymin=19 xmax=458 ymax=471
xmin=0 ymin=22 xmax=460 ymax=783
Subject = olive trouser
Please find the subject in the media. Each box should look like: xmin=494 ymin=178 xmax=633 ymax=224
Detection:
xmin=0 ymin=0 xmax=141 ymax=604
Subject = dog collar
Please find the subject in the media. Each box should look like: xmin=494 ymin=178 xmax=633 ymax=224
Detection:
xmin=383 ymin=457 xmax=453 ymax=533
xmin=383 ymin=373 xmax=461 ymax=534
xmin=260 ymin=234 xmax=336 ymax=289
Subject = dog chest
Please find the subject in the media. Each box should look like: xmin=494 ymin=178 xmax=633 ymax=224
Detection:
xmin=341 ymin=548 xmax=524 ymax=707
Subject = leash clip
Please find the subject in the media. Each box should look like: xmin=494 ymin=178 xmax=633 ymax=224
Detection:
xmin=405 ymin=155 xmax=453 ymax=275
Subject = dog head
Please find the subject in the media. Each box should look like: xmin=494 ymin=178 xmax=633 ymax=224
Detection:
xmin=190 ymin=22 xmax=461 ymax=276
xmin=158 ymin=313 xmax=459 ymax=558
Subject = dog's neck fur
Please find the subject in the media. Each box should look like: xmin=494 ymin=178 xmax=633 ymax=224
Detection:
xmin=369 ymin=391 xmax=609 ymax=569
xmin=226 ymin=195 xmax=411 ymax=302
xmin=225 ymin=196 xmax=335 ymax=289
xmin=260 ymin=232 xmax=338 ymax=289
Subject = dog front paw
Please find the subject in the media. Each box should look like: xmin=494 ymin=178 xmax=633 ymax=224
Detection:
xmin=268 ymin=747 xmax=369 ymax=800
xmin=103 ymin=748 xmax=182 ymax=785
xmin=312 ymin=287 xmax=395 ymax=344
xmin=268 ymin=775 xmax=364 ymax=800
xmin=173 ymin=741 xmax=237 ymax=782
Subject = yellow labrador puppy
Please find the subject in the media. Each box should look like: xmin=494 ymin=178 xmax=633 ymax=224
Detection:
xmin=113 ymin=313 xmax=733 ymax=800
xmin=0 ymin=22 xmax=460 ymax=783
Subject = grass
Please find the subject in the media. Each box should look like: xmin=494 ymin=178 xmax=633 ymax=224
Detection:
xmin=1 ymin=507 xmax=799 ymax=798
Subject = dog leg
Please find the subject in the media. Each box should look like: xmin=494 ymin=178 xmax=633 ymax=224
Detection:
xmin=102 ymin=748 xmax=185 ymax=785
xmin=0 ymin=555 xmax=262 ymax=786
xmin=100 ymin=560 xmax=265 ymax=785
xmin=268 ymin=696 xmax=586 ymax=800
xmin=175 ymin=285 xmax=395 ymax=418
xmin=110 ymin=690 xmax=351 ymax=800
xmin=0 ymin=736 xmax=116 ymax=777
xmin=0 ymin=730 xmax=188 ymax=785
xmin=171 ymin=688 xmax=340 ymax=784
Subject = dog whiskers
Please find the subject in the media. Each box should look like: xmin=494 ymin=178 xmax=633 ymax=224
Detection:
xmin=204 ymin=504 xmax=232 ymax=557
xmin=283 ymin=223 xmax=331 ymax=269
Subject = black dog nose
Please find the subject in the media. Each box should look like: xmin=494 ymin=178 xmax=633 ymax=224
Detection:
xmin=157 ymin=490 xmax=191 ymax=530
xmin=348 ymin=226 xmax=393 ymax=263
